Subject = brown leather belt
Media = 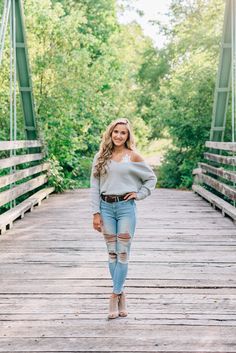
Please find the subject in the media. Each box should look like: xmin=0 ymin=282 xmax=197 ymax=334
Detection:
xmin=101 ymin=193 xmax=128 ymax=203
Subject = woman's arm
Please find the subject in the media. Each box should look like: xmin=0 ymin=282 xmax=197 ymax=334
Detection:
xmin=93 ymin=213 xmax=103 ymax=232
xmin=131 ymin=151 xmax=157 ymax=200
xmin=90 ymin=153 xmax=101 ymax=214
xmin=90 ymin=155 xmax=104 ymax=232
xmin=90 ymin=154 xmax=104 ymax=232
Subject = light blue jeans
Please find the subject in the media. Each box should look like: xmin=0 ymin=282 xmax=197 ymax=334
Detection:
xmin=100 ymin=198 xmax=137 ymax=294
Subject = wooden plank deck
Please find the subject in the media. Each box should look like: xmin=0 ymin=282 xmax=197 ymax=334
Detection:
xmin=0 ymin=188 xmax=236 ymax=352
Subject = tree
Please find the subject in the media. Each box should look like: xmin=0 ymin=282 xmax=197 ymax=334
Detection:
xmin=154 ymin=0 xmax=225 ymax=188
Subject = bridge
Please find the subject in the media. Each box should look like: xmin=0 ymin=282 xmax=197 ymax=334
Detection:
xmin=0 ymin=188 xmax=236 ymax=352
xmin=0 ymin=0 xmax=236 ymax=352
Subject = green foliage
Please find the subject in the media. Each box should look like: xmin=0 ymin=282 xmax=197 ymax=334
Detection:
xmin=0 ymin=0 xmax=156 ymax=191
xmin=136 ymin=48 xmax=170 ymax=139
xmin=157 ymin=145 xmax=205 ymax=189
xmin=0 ymin=0 xmax=227 ymax=191
xmin=157 ymin=149 xmax=183 ymax=188
xmin=154 ymin=0 xmax=225 ymax=188
xmin=47 ymin=155 xmax=66 ymax=192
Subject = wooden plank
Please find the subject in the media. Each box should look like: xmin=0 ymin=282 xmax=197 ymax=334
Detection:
xmin=0 ymin=335 xmax=236 ymax=352
xmin=0 ymin=322 xmax=235 ymax=338
xmin=1 ymin=294 xmax=235 ymax=312
xmin=199 ymin=162 xmax=236 ymax=183
xmin=2 ymin=240 xmax=236 ymax=250
xmin=0 ymin=313 xmax=236 ymax=325
xmin=1 ymin=250 xmax=236 ymax=263
xmin=199 ymin=173 xmax=236 ymax=201
xmin=0 ymin=187 xmax=54 ymax=234
xmin=192 ymin=184 xmax=236 ymax=220
xmin=0 ymin=277 xmax=235 ymax=293
xmin=0 ymin=174 xmax=48 ymax=208
xmin=0 ymin=153 xmax=44 ymax=169
xmin=0 ymin=162 xmax=50 ymax=188
xmin=0 ymin=292 xmax=235 ymax=300
xmin=204 ymin=152 xmax=236 ymax=165
xmin=0 ymin=140 xmax=42 ymax=151
xmin=0 ymin=311 xmax=236 ymax=321
xmin=205 ymin=140 xmax=236 ymax=151
xmin=1 ymin=229 xmax=235 ymax=240
xmin=194 ymin=164 xmax=236 ymax=201
xmin=0 ymin=263 xmax=235 ymax=281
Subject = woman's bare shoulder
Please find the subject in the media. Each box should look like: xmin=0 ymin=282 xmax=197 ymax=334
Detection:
xmin=130 ymin=151 xmax=145 ymax=162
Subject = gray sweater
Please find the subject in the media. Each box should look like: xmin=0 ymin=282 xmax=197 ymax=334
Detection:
xmin=90 ymin=153 xmax=157 ymax=214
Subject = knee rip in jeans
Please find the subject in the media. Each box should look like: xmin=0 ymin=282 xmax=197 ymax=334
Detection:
xmin=108 ymin=251 xmax=117 ymax=263
xmin=103 ymin=234 xmax=117 ymax=263
xmin=103 ymin=233 xmax=116 ymax=243
xmin=118 ymin=233 xmax=131 ymax=243
xmin=117 ymin=233 xmax=131 ymax=264
xmin=118 ymin=252 xmax=128 ymax=263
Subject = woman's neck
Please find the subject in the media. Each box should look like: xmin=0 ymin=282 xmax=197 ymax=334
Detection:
xmin=113 ymin=146 xmax=126 ymax=154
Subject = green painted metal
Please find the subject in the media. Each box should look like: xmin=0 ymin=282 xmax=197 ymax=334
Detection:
xmin=210 ymin=0 xmax=233 ymax=142
xmin=15 ymin=0 xmax=37 ymax=140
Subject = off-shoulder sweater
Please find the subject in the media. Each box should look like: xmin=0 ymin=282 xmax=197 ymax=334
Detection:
xmin=90 ymin=153 xmax=157 ymax=214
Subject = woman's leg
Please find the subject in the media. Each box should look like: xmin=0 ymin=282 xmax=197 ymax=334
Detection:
xmin=100 ymin=200 xmax=118 ymax=282
xmin=112 ymin=199 xmax=136 ymax=294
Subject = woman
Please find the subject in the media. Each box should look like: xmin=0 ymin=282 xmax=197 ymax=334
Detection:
xmin=90 ymin=118 xmax=157 ymax=320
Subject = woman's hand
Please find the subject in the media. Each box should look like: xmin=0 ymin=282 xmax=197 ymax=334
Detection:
xmin=124 ymin=192 xmax=137 ymax=201
xmin=93 ymin=213 xmax=103 ymax=232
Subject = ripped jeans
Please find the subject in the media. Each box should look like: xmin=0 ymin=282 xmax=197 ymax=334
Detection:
xmin=100 ymin=198 xmax=137 ymax=294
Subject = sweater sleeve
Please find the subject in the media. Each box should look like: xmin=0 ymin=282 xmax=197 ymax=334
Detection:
xmin=135 ymin=162 xmax=157 ymax=201
xmin=90 ymin=153 xmax=101 ymax=214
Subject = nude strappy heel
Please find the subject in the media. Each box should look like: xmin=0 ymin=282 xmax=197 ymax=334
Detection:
xmin=118 ymin=292 xmax=128 ymax=317
xmin=108 ymin=294 xmax=119 ymax=320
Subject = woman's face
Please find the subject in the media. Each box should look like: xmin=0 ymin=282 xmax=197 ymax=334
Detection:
xmin=111 ymin=123 xmax=129 ymax=147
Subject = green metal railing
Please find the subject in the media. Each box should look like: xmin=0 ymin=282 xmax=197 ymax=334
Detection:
xmin=0 ymin=1 xmax=54 ymax=234
xmin=0 ymin=0 xmax=37 ymax=140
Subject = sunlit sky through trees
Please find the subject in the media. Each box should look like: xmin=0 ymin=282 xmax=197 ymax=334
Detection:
xmin=118 ymin=0 xmax=171 ymax=48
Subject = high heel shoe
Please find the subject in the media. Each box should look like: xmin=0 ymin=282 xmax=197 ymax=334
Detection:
xmin=108 ymin=294 xmax=119 ymax=320
xmin=118 ymin=292 xmax=128 ymax=317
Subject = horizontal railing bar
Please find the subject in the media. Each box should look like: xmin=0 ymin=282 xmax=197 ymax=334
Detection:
xmin=0 ymin=153 xmax=44 ymax=170
xmin=0 ymin=174 xmax=48 ymax=207
xmin=19 ymin=87 xmax=32 ymax=92
xmin=0 ymin=140 xmax=42 ymax=151
xmin=217 ymin=87 xmax=229 ymax=92
xmin=201 ymin=174 xmax=236 ymax=201
xmin=0 ymin=162 xmax=50 ymax=188
xmin=199 ymin=162 xmax=236 ymax=183
xmin=192 ymin=185 xmax=236 ymax=221
xmin=16 ymin=42 xmax=25 ymax=48
xmin=204 ymin=152 xmax=236 ymax=165
xmin=205 ymin=141 xmax=236 ymax=151
xmin=222 ymin=43 xmax=231 ymax=48
xmin=25 ymin=126 xmax=37 ymax=131
xmin=211 ymin=127 xmax=225 ymax=131
xmin=0 ymin=187 xmax=54 ymax=234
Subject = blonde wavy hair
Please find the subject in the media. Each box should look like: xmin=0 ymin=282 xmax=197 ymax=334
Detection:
xmin=93 ymin=118 xmax=135 ymax=177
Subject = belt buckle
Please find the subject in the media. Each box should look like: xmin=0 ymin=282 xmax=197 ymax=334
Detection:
xmin=107 ymin=195 xmax=114 ymax=203
xmin=103 ymin=195 xmax=120 ymax=202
